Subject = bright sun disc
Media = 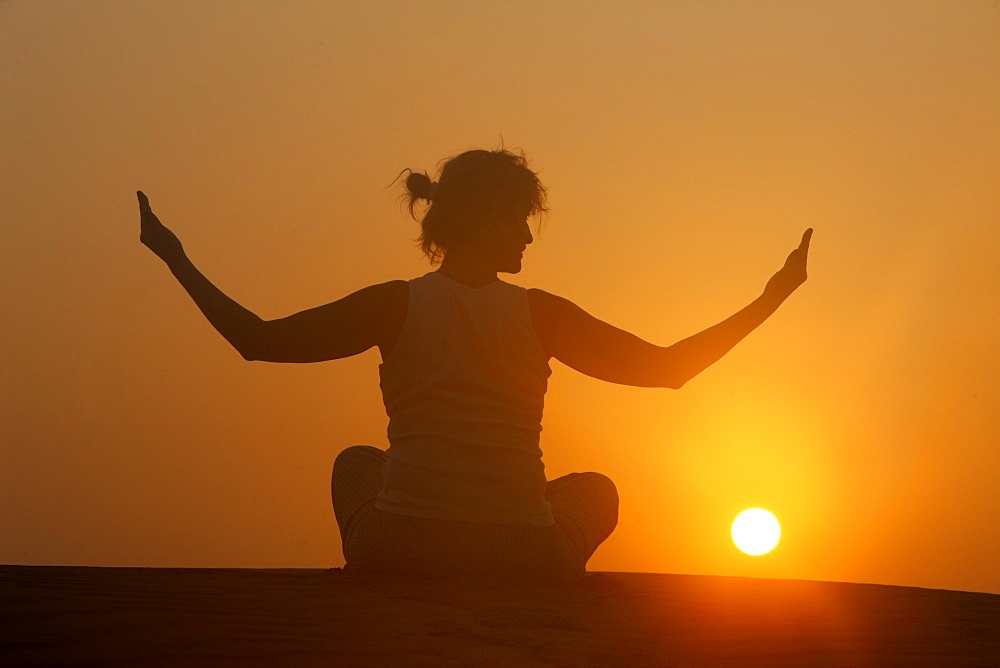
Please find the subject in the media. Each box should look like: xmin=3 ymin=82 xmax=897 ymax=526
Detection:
xmin=731 ymin=508 xmax=781 ymax=556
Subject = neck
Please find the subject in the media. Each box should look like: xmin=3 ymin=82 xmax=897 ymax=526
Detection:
xmin=437 ymin=251 xmax=498 ymax=288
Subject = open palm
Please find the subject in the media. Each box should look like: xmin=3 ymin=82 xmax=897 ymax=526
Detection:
xmin=764 ymin=228 xmax=812 ymax=302
xmin=137 ymin=191 xmax=183 ymax=262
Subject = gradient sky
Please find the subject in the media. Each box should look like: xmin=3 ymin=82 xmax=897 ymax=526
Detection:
xmin=2 ymin=1 xmax=998 ymax=593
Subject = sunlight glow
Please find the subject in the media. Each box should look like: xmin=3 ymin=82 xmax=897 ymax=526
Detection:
xmin=732 ymin=508 xmax=781 ymax=556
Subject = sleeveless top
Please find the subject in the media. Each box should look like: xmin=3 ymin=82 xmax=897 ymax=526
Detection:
xmin=375 ymin=272 xmax=555 ymax=526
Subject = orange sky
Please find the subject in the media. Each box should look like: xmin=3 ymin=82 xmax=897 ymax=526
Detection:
xmin=2 ymin=1 xmax=998 ymax=593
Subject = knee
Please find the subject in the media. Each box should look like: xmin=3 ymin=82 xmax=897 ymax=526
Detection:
xmin=333 ymin=445 xmax=384 ymax=475
xmin=332 ymin=446 xmax=386 ymax=497
xmin=571 ymin=472 xmax=619 ymax=535
xmin=578 ymin=472 xmax=619 ymax=509
xmin=589 ymin=473 xmax=620 ymax=537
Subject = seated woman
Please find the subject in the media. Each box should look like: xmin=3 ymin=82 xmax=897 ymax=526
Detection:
xmin=137 ymin=148 xmax=811 ymax=582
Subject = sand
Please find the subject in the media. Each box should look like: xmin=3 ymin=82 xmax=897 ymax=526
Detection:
xmin=2 ymin=566 xmax=998 ymax=665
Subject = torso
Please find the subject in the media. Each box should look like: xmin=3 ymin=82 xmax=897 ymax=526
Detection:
xmin=375 ymin=272 xmax=554 ymax=526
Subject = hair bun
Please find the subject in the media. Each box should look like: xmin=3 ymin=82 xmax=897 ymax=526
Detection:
xmin=406 ymin=171 xmax=435 ymax=201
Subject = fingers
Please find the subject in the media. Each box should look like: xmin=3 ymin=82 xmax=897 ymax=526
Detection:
xmin=799 ymin=228 xmax=813 ymax=251
xmin=137 ymin=190 xmax=150 ymax=212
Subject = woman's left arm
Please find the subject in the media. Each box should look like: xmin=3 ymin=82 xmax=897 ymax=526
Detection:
xmin=529 ymin=229 xmax=812 ymax=388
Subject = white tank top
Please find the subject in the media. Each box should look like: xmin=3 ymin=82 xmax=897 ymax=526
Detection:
xmin=375 ymin=272 xmax=555 ymax=526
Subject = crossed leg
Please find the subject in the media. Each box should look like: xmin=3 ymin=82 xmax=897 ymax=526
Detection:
xmin=331 ymin=445 xmax=618 ymax=577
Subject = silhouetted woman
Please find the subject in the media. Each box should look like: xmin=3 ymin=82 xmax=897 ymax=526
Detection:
xmin=137 ymin=148 xmax=811 ymax=581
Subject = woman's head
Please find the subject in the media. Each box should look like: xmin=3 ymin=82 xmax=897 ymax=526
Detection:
xmin=403 ymin=148 xmax=547 ymax=264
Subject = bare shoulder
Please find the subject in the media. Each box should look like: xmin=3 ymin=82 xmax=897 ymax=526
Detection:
xmin=527 ymin=288 xmax=584 ymax=358
xmin=368 ymin=279 xmax=409 ymax=357
xmin=359 ymin=279 xmax=408 ymax=305
xmin=321 ymin=279 xmax=409 ymax=360
xmin=357 ymin=279 xmax=408 ymax=343
xmin=324 ymin=279 xmax=408 ymax=323
xmin=527 ymin=287 xmax=561 ymax=329
xmin=266 ymin=279 xmax=408 ymax=362
xmin=527 ymin=287 xmax=573 ymax=313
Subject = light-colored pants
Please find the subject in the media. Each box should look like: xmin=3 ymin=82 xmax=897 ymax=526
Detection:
xmin=332 ymin=445 xmax=618 ymax=582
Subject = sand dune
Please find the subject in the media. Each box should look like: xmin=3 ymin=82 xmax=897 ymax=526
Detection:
xmin=2 ymin=566 xmax=998 ymax=665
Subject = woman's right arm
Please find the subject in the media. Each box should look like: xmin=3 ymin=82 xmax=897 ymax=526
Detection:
xmin=528 ymin=230 xmax=812 ymax=388
xmin=137 ymin=191 xmax=406 ymax=362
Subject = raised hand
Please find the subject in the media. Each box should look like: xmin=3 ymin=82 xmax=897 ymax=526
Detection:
xmin=137 ymin=191 xmax=184 ymax=263
xmin=763 ymin=228 xmax=812 ymax=303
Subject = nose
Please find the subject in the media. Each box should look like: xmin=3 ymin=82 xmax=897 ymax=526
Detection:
xmin=523 ymin=220 xmax=533 ymax=245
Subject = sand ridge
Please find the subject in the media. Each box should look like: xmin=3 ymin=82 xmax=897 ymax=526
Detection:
xmin=2 ymin=566 xmax=998 ymax=665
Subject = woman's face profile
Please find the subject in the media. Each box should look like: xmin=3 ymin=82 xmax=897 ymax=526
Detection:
xmin=489 ymin=212 xmax=533 ymax=274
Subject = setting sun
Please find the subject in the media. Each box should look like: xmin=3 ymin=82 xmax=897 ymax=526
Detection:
xmin=2 ymin=0 xmax=1000 ymax=598
xmin=732 ymin=509 xmax=781 ymax=556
